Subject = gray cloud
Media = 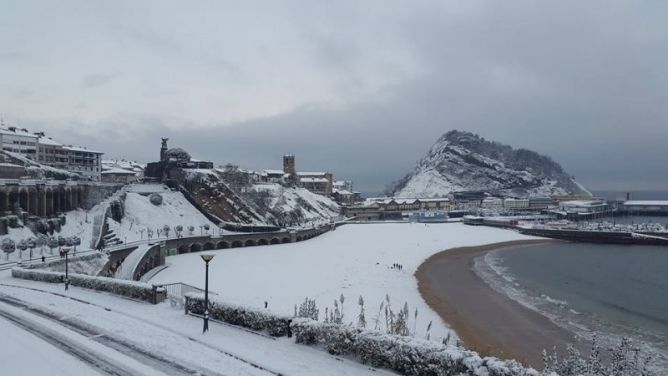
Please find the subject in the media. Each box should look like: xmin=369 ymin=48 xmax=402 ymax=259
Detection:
xmin=82 ymin=74 xmax=115 ymax=88
xmin=2 ymin=1 xmax=668 ymax=193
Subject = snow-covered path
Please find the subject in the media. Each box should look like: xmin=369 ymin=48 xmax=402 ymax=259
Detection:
xmin=0 ymin=275 xmax=395 ymax=375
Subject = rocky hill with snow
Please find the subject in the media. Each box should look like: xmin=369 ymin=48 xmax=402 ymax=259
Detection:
xmin=182 ymin=169 xmax=340 ymax=227
xmin=390 ymin=130 xmax=591 ymax=198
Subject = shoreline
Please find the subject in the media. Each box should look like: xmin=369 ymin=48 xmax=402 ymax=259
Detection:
xmin=416 ymin=239 xmax=579 ymax=369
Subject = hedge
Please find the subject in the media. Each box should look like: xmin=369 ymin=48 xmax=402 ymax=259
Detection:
xmin=185 ymin=293 xmax=292 ymax=336
xmin=184 ymin=293 xmax=541 ymax=376
xmin=291 ymin=318 xmax=541 ymax=376
xmin=11 ymin=267 xmax=165 ymax=304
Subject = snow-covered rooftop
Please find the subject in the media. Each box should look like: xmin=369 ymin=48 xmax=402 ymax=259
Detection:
xmin=0 ymin=127 xmax=37 ymax=138
xmin=300 ymin=177 xmax=328 ymax=183
xmin=37 ymin=136 xmax=63 ymax=146
xmin=101 ymin=168 xmax=137 ymax=175
xmin=624 ymin=200 xmax=668 ymax=206
xmin=297 ymin=171 xmax=327 ymax=176
xmin=63 ymin=145 xmax=104 ymax=154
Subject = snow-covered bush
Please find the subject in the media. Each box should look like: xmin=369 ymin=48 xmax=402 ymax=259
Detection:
xmin=291 ymin=318 xmax=539 ymax=376
xmin=11 ymin=267 xmax=165 ymax=303
xmin=2 ymin=238 xmax=16 ymax=260
xmin=185 ymin=293 xmax=292 ymax=337
xmin=542 ymin=336 xmax=656 ymax=376
xmin=149 ymin=193 xmax=163 ymax=206
xmin=295 ymin=297 xmax=319 ymax=321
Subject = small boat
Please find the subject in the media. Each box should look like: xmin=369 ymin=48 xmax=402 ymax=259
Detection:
xmin=408 ymin=211 xmax=449 ymax=223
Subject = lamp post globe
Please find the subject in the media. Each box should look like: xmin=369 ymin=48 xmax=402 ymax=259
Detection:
xmin=200 ymin=254 xmax=215 ymax=333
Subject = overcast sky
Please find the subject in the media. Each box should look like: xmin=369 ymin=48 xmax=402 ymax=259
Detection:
xmin=1 ymin=1 xmax=667 ymax=192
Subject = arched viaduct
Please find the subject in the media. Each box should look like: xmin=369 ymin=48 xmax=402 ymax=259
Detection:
xmin=114 ymin=224 xmax=336 ymax=281
xmin=0 ymin=182 xmax=86 ymax=217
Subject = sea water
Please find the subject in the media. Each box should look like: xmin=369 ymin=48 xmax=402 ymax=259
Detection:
xmin=478 ymin=242 xmax=668 ymax=370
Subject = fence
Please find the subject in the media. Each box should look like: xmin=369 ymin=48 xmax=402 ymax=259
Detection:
xmin=154 ymin=282 xmax=216 ymax=307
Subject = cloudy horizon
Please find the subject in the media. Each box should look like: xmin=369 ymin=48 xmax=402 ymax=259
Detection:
xmin=2 ymin=1 xmax=667 ymax=192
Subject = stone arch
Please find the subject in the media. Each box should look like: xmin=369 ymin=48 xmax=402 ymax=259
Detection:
xmin=270 ymin=238 xmax=280 ymax=245
xmin=296 ymin=236 xmax=303 ymax=242
xmin=53 ymin=188 xmax=61 ymax=213
xmin=282 ymin=237 xmax=291 ymax=244
xmin=190 ymin=243 xmax=203 ymax=253
xmin=231 ymin=240 xmax=243 ymax=248
xmin=203 ymin=242 xmax=214 ymax=251
xmin=257 ymin=238 xmax=268 ymax=246
xmin=8 ymin=188 xmax=18 ymax=212
xmin=28 ymin=188 xmax=38 ymax=216
xmin=244 ymin=239 xmax=256 ymax=247
xmin=45 ymin=188 xmax=54 ymax=216
xmin=37 ymin=190 xmax=45 ymax=217
xmin=19 ymin=189 xmax=29 ymax=213
xmin=65 ymin=187 xmax=72 ymax=211
xmin=0 ymin=190 xmax=8 ymax=213
xmin=178 ymin=245 xmax=189 ymax=254
xmin=217 ymin=241 xmax=229 ymax=249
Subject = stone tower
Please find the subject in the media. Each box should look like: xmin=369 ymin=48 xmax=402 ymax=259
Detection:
xmin=283 ymin=154 xmax=296 ymax=175
xmin=160 ymin=138 xmax=169 ymax=161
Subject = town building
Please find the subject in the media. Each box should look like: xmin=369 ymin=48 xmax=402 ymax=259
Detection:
xmin=0 ymin=126 xmax=38 ymax=158
xmin=0 ymin=125 xmax=104 ymax=180
xmin=558 ymin=200 xmax=609 ymax=214
xmin=101 ymin=168 xmax=138 ymax=184
xmin=504 ymin=198 xmax=530 ymax=210
xmin=529 ymin=196 xmax=557 ymax=209
xmin=63 ymin=145 xmax=104 ymax=181
xmin=481 ymin=197 xmax=504 ymax=210
xmin=36 ymin=135 xmax=69 ymax=170
xmin=621 ymin=200 xmax=668 ymax=215
xmin=145 ymin=139 xmax=214 ymax=181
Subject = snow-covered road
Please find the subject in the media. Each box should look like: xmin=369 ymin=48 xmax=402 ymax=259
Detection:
xmin=0 ymin=274 xmax=395 ymax=375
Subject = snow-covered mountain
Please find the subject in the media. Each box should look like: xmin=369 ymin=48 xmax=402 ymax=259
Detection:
xmin=390 ymin=130 xmax=591 ymax=198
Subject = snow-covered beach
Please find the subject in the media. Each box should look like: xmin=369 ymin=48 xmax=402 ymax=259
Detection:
xmin=151 ymin=222 xmax=536 ymax=343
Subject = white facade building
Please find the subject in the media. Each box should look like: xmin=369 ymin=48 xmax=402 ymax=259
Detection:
xmin=503 ymin=198 xmax=530 ymax=210
xmin=0 ymin=127 xmax=38 ymax=159
xmin=63 ymin=146 xmax=103 ymax=181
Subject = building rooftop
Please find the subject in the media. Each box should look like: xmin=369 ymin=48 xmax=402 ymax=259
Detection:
xmin=300 ymin=177 xmax=328 ymax=183
xmin=0 ymin=127 xmax=38 ymax=138
xmin=624 ymin=200 xmax=668 ymax=206
xmin=101 ymin=168 xmax=137 ymax=175
xmin=37 ymin=136 xmax=63 ymax=146
xmin=63 ymin=145 xmax=104 ymax=154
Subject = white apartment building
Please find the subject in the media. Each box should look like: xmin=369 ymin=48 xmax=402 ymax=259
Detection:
xmin=504 ymin=198 xmax=530 ymax=210
xmin=0 ymin=127 xmax=38 ymax=159
xmin=63 ymin=145 xmax=103 ymax=181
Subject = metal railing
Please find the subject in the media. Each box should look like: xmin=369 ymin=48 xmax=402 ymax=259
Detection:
xmin=154 ymin=282 xmax=217 ymax=307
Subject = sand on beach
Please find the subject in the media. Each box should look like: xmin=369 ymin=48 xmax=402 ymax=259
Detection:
xmin=416 ymin=240 xmax=583 ymax=369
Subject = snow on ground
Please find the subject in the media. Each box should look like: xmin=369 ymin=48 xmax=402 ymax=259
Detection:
xmin=0 ymin=315 xmax=99 ymax=375
xmin=0 ymin=275 xmax=394 ymax=375
xmin=112 ymin=191 xmax=219 ymax=243
xmin=151 ymin=223 xmax=535 ymax=341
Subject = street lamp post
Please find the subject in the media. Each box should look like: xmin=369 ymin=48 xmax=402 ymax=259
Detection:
xmin=200 ymin=254 xmax=215 ymax=333
xmin=62 ymin=247 xmax=71 ymax=291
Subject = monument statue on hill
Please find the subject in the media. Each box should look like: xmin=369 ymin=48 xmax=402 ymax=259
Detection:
xmin=160 ymin=138 xmax=169 ymax=161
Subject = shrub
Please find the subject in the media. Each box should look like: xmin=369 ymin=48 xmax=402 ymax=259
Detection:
xmin=185 ymin=293 xmax=291 ymax=337
xmin=11 ymin=267 xmax=164 ymax=304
